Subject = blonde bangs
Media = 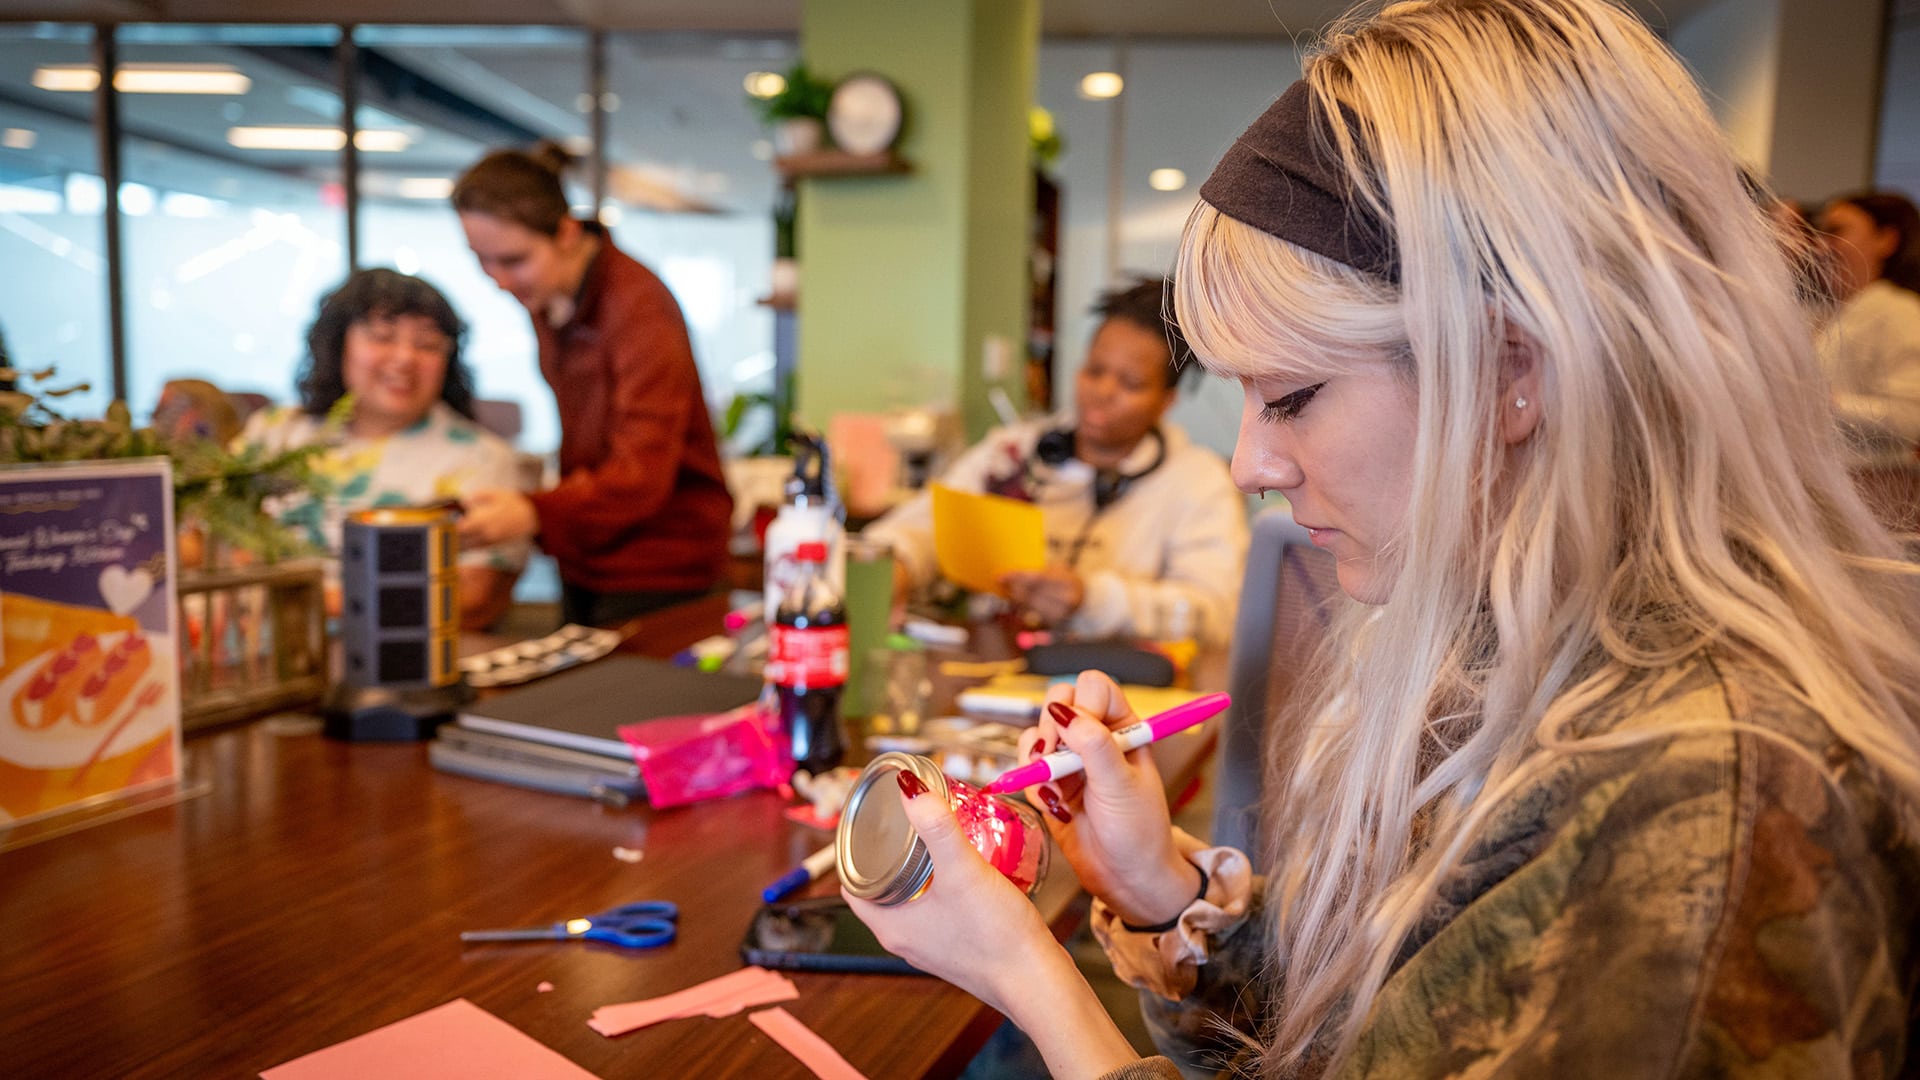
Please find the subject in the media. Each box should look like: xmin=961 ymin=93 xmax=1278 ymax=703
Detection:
xmin=1174 ymin=202 xmax=1406 ymax=384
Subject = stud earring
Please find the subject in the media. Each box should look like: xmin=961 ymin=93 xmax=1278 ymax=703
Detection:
xmin=1514 ymin=397 xmax=1529 ymax=410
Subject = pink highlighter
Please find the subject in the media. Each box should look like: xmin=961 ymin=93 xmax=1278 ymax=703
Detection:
xmin=984 ymin=692 xmax=1233 ymax=794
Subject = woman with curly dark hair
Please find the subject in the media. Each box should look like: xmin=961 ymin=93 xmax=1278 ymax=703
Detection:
xmin=239 ymin=268 xmax=526 ymax=629
xmin=293 ymin=268 xmax=477 ymax=421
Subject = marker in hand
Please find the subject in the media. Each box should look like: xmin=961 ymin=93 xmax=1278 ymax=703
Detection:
xmin=985 ymin=691 xmax=1232 ymax=795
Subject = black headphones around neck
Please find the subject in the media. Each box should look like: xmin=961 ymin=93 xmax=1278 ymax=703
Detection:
xmin=1033 ymin=425 xmax=1167 ymax=511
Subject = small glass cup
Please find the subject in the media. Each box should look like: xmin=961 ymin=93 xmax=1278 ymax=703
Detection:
xmin=1155 ymin=595 xmax=1201 ymax=688
xmin=837 ymin=752 xmax=1050 ymax=905
xmin=867 ymin=636 xmax=928 ymax=735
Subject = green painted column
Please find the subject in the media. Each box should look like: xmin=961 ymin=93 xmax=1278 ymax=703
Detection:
xmin=796 ymin=0 xmax=1036 ymax=440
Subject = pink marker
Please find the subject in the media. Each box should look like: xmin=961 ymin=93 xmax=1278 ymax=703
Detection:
xmin=984 ymin=692 xmax=1232 ymax=794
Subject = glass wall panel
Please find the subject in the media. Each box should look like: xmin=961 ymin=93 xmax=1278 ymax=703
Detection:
xmin=605 ymin=33 xmax=783 ymax=452
xmin=355 ymin=25 xmax=592 ymax=455
xmin=1875 ymin=2 xmax=1919 ymax=198
xmin=115 ymin=24 xmax=346 ymax=422
xmin=1037 ymin=38 xmax=1303 ymax=461
xmin=0 ymin=24 xmax=110 ymax=419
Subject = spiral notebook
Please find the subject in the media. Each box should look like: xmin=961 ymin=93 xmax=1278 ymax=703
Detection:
xmin=455 ymin=655 xmax=764 ymax=758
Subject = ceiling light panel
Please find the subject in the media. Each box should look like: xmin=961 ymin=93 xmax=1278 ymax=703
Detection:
xmin=33 ymin=63 xmax=252 ymax=95
xmin=1078 ymin=72 xmax=1124 ymax=99
xmin=226 ymin=126 xmax=411 ymax=152
xmin=1149 ymin=168 xmax=1187 ymax=191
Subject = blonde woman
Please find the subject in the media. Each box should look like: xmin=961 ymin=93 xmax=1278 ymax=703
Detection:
xmin=847 ymin=0 xmax=1920 ymax=1077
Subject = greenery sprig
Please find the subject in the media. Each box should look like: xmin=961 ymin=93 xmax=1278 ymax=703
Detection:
xmin=0 ymin=367 xmax=346 ymax=564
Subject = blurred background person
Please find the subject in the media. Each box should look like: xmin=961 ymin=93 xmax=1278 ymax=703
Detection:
xmin=1816 ymin=190 xmax=1920 ymax=457
xmin=239 ymin=268 xmax=527 ymax=630
xmin=864 ymin=278 xmax=1248 ymax=647
xmin=450 ymin=143 xmax=733 ymax=627
xmin=1762 ymin=192 xmax=1839 ymax=313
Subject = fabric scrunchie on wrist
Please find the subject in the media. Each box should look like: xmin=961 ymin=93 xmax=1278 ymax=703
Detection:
xmin=1119 ymin=862 xmax=1210 ymax=935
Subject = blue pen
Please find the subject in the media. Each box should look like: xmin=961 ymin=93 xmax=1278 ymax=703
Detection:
xmin=762 ymin=843 xmax=838 ymax=903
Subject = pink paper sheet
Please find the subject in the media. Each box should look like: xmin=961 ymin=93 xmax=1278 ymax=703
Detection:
xmin=260 ymin=999 xmax=599 ymax=1080
xmin=587 ymin=967 xmax=799 ymax=1037
xmin=749 ymin=1007 xmax=870 ymax=1080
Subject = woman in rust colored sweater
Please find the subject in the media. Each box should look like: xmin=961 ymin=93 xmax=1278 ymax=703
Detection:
xmin=451 ymin=143 xmax=732 ymax=627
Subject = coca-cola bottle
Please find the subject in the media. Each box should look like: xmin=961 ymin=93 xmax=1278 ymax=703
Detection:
xmin=767 ymin=540 xmax=848 ymax=774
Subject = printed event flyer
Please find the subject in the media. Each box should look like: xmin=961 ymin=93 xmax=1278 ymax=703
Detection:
xmin=0 ymin=459 xmax=180 ymax=827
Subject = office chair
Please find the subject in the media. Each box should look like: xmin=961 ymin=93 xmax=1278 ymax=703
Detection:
xmin=1210 ymin=506 xmax=1345 ymax=866
xmin=1851 ymin=459 xmax=1920 ymax=539
xmin=472 ymin=399 xmax=524 ymax=443
xmin=224 ymin=391 xmax=271 ymax=425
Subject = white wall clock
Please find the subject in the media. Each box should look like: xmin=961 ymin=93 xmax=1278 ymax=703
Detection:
xmin=827 ymin=73 xmax=904 ymax=156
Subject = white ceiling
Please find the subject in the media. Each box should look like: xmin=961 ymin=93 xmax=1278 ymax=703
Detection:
xmin=0 ymin=0 xmax=1714 ymax=37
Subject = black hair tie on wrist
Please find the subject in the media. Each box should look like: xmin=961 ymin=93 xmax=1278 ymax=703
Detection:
xmin=1121 ymin=862 xmax=1210 ymax=935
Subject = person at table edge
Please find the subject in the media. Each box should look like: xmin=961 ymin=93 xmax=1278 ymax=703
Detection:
xmin=863 ymin=278 xmax=1250 ymax=648
xmin=450 ymin=141 xmax=732 ymax=627
xmin=238 ymin=268 xmax=528 ymax=630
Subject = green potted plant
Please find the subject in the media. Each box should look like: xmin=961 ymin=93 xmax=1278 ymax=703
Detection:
xmin=753 ymin=63 xmax=833 ymax=156
xmin=1030 ymin=105 xmax=1064 ymax=172
xmin=0 ymin=367 xmax=344 ymax=727
xmin=0 ymin=366 xmax=339 ymax=564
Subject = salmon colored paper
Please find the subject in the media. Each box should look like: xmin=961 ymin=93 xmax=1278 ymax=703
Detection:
xmin=929 ymin=484 xmax=1046 ymax=594
xmin=587 ymin=967 xmax=799 ymax=1037
xmin=827 ymin=413 xmax=901 ymax=519
xmin=260 ymin=999 xmax=599 ymax=1080
xmin=749 ymin=1007 xmax=870 ymax=1080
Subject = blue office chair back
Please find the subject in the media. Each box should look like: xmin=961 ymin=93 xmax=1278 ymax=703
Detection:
xmin=1211 ymin=507 xmax=1345 ymax=866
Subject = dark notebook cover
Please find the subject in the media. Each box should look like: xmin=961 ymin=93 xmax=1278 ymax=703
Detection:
xmin=456 ymin=654 xmax=764 ymax=757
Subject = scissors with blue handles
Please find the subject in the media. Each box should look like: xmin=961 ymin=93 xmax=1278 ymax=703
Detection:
xmin=460 ymin=900 xmax=678 ymax=949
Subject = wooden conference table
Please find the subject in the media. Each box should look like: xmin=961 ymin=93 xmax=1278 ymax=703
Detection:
xmin=0 ymin=593 xmax=1218 ymax=1079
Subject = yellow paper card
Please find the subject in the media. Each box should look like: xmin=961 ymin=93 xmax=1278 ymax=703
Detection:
xmin=931 ymin=484 xmax=1046 ymax=594
xmin=955 ymin=673 xmax=1206 ymax=719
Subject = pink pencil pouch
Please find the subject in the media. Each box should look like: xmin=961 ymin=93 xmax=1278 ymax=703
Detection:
xmin=619 ymin=705 xmax=790 ymax=809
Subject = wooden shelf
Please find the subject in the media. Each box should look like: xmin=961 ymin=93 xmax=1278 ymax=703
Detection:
xmin=775 ymin=149 xmax=913 ymax=181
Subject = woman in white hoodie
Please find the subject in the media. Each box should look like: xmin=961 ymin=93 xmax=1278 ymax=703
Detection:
xmin=863 ymin=278 xmax=1248 ymax=649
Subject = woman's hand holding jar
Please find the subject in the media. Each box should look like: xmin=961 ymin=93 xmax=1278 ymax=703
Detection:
xmin=842 ymin=773 xmax=1053 ymax=1008
xmin=842 ymin=773 xmax=1138 ymax=1077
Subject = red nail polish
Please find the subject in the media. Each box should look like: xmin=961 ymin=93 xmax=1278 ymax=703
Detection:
xmin=896 ymin=771 xmax=928 ymax=799
xmin=1038 ymin=787 xmax=1073 ymax=824
xmin=1046 ymin=702 xmax=1076 ymax=728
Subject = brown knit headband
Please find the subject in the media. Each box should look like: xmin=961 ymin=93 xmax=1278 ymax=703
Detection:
xmin=1198 ymin=80 xmax=1399 ymax=283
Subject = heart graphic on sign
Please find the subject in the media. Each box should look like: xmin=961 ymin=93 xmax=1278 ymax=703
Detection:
xmin=99 ymin=565 xmax=154 ymax=615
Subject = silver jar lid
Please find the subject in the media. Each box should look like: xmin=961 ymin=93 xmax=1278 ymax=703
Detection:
xmin=836 ymin=752 xmax=951 ymax=906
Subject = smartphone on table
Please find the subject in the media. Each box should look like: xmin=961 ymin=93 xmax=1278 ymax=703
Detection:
xmin=739 ymin=895 xmax=920 ymax=975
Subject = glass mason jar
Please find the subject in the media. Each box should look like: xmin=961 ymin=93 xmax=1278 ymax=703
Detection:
xmin=837 ymin=752 xmax=1050 ymax=906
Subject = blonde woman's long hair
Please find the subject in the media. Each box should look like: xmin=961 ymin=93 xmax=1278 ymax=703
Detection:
xmin=1173 ymin=0 xmax=1920 ymax=1073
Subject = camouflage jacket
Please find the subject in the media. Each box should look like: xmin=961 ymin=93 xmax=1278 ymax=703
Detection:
xmin=1102 ymin=655 xmax=1920 ymax=1079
